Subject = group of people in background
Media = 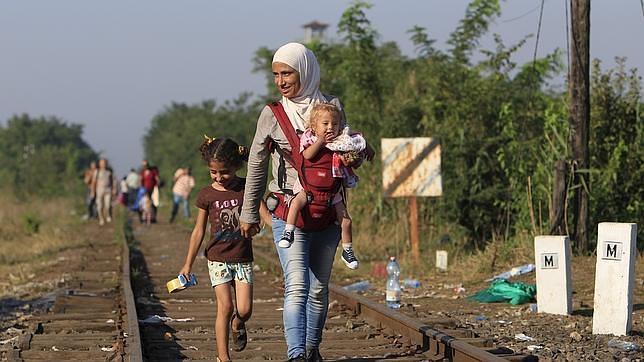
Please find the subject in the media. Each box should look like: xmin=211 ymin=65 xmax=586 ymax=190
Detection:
xmin=82 ymin=158 xmax=196 ymax=226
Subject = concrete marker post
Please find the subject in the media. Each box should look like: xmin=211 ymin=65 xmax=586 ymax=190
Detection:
xmin=534 ymin=235 xmax=573 ymax=315
xmin=592 ymin=222 xmax=637 ymax=336
xmin=436 ymin=250 xmax=448 ymax=272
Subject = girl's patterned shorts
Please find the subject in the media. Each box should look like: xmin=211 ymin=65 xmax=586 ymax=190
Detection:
xmin=207 ymin=261 xmax=254 ymax=287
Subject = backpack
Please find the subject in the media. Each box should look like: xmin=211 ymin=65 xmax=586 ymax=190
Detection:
xmin=267 ymin=101 xmax=342 ymax=231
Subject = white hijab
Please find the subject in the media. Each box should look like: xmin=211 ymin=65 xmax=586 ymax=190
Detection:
xmin=272 ymin=42 xmax=326 ymax=131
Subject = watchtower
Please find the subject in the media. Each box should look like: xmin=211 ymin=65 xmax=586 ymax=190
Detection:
xmin=303 ymin=20 xmax=328 ymax=43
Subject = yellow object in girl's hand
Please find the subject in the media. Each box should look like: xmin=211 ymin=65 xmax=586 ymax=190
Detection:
xmin=166 ymin=273 xmax=198 ymax=293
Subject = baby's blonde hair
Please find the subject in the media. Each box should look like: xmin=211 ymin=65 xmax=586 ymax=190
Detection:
xmin=308 ymin=103 xmax=341 ymax=130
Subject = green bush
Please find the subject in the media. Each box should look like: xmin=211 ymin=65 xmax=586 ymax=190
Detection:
xmin=22 ymin=212 xmax=41 ymax=235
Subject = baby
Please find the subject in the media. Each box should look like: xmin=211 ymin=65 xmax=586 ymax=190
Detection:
xmin=278 ymin=103 xmax=365 ymax=269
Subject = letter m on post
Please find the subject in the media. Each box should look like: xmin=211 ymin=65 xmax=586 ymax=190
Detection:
xmin=602 ymin=241 xmax=622 ymax=261
xmin=541 ymin=253 xmax=558 ymax=269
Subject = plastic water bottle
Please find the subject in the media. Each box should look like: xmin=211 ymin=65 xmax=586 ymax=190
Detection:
xmin=344 ymin=280 xmax=370 ymax=292
xmin=385 ymin=256 xmax=401 ymax=309
xmin=402 ymin=279 xmax=421 ymax=289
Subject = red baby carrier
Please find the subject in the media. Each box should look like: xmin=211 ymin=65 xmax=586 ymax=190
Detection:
xmin=267 ymin=102 xmax=341 ymax=231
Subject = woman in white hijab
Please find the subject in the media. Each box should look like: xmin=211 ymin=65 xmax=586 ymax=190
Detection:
xmin=240 ymin=42 xmax=367 ymax=361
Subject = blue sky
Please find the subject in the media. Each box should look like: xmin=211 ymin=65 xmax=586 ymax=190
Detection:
xmin=1 ymin=1 xmax=642 ymax=176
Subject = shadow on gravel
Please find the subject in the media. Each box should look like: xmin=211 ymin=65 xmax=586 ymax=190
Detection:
xmin=125 ymin=218 xmax=187 ymax=360
xmin=572 ymin=308 xmax=594 ymax=317
xmin=0 ymin=297 xmax=35 ymax=329
xmin=0 ymin=292 xmax=59 ymax=327
xmin=573 ymin=303 xmax=643 ymax=318
xmin=0 ymin=297 xmax=31 ymax=316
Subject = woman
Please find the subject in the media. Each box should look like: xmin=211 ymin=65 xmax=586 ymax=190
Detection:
xmin=240 ymin=42 xmax=372 ymax=361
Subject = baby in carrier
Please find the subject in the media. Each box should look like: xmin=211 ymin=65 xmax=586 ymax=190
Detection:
xmin=278 ymin=103 xmax=365 ymax=269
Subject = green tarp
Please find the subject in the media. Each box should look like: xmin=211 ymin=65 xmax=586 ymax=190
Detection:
xmin=468 ymin=279 xmax=536 ymax=305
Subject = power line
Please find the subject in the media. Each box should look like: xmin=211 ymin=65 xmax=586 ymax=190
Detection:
xmin=502 ymin=1 xmax=548 ymax=23
xmin=640 ymin=0 xmax=644 ymax=19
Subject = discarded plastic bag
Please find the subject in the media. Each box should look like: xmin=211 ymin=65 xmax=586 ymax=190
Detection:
xmin=468 ymin=279 xmax=536 ymax=305
xmin=607 ymin=338 xmax=641 ymax=352
xmin=486 ymin=263 xmax=535 ymax=281
xmin=138 ymin=314 xmax=195 ymax=324
xmin=515 ymin=333 xmax=535 ymax=342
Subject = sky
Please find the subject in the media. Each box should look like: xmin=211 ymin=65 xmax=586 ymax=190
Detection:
xmin=1 ymin=0 xmax=643 ymax=176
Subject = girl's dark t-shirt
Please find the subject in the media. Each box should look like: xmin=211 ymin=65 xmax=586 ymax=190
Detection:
xmin=195 ymin=178 xmax=252 ymax=263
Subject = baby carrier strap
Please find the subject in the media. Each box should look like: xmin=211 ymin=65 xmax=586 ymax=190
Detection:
xmin=267 ymin=102 xmax=300 ymax=193
xmin=267 ymin=102 xmax=300 ymax=158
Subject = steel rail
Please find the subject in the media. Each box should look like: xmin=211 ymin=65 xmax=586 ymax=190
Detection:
xmin=122 ymin=223 xmax=143 ymax=362
xmin=255 ymin=247 xmax=522 ymax=362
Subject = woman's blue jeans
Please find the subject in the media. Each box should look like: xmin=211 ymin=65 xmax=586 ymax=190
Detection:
xmin=271 ymin=216 xmax=340 ymax=359
xmin=170 ymin=193 xmax=190 ymax=222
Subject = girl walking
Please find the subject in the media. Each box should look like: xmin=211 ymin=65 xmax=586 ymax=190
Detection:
xmin=179 ymin=136 xmax=269 ymax=362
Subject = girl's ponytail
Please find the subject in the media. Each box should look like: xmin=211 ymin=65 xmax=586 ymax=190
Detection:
xmin=200 ymin=134 xmax=221 ymax=162
xmin=238 ymin=145 xmax=250 ymax=162
xmin=200 ymin=135 xmax=248 ymax=168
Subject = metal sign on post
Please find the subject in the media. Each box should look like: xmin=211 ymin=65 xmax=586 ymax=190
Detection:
xmin=382 ymin=137 xmax=442 ymax=262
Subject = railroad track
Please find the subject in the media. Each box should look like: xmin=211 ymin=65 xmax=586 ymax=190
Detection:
xmin=129 ymin=221 xmax=536 ymax=361
xmin=2 ymin=222 xmax=131 ymax=361
xmin=4 ymin=217 xmax=537 ymax=361
xmin=130 ymin=222 xmax=419 ymax=361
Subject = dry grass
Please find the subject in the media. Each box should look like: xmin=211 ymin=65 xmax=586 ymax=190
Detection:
xmin=449 ymin=231 xmax=536 ymax=284
xmin=0 ymin=192 xmax=90 ymax=293
xmin=338 ymin=212 xmax=539 ymax=285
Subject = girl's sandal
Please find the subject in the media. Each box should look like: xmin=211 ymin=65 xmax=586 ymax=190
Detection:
xmin=231 ymin=313 xmax=247 ymax=352
xmin=216 ymin=357 xmax=231 ymax=362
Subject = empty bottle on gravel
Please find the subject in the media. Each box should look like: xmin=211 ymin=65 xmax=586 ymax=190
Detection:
xmin=385 ymin=256 xmax=401 ymax=309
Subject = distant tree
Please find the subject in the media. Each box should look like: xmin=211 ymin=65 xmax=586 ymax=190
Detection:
xmin=0 ymin=114 xmax=97 ymax=197
xmin=589 ymin=58 xmax=643 ymax=243
xmin=142 ymin=94 xmax=258 ymax=188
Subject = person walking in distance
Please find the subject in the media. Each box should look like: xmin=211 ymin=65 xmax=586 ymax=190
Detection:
xmin=91 ymin=158 xmax=116 ymax=226
xmin=125 ymin=168 xmax=140 ymax=208
xmin=140 ymin=160 xmax=159 ymax=222
xmin=170 ymin=167 xmax=196 ymax=223
xmin=83 ymin=161 xmax=97 ymax=220
xmin=179 ymin=136 xmax=270 ymax=362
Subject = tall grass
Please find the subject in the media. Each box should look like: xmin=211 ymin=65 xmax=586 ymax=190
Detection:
xmin=0 ymin=191 xmax=88 ymax=277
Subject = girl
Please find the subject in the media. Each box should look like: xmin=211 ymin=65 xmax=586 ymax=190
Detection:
xmin=139 ymin=192 xmax=153 ymax=226
xmin=278 ymin=103 xmax=366 ymax=270
xmin=179 ymin=136 xmax=269 ymax=362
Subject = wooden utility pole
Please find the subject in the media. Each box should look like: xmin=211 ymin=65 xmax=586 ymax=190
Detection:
xmin=568 ymin=0 xmax=590 ymax=253
xmin=549 ymin=160 xmax=568 ymax=235
xmin=408 ymin=197 xmax=420 ymax=263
